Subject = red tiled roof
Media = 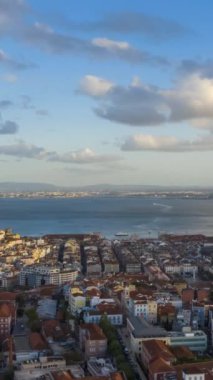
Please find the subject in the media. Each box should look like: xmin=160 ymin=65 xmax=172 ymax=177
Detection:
xmin=42 ymin=319 xmax=66 ymax=340
xmin=29 ymin=332 xmax=48 ymax=350
xmin=149 ymin=357 xmax=175 ymax=374
xmin=143 ymin=339 xmax=175 ymax=363
xmin=51 ymin=370 xmax=74 ymax=380
xmin=0 ymin=292 xmax=17 ymax=301
xmin=0 ymin=303 xmax=14 ymax=318
xmin=80 ymin=324 xmax=106 ymax=341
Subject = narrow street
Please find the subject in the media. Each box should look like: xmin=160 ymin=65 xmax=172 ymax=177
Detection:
xmin=118 ymin=327 xmax=147 ymax=380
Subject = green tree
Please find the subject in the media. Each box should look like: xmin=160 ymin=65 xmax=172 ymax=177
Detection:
xmin=109 ymin=339 xmax=122 ymax=354
xmin=30 ymin=319 xmax=42 ymax=333
xmin=117 ymin=363 xmax=134 ymax=380
xmin=115 ymin=354 xmax=125 ymax=365
xmin=25 ymin=308 xmax=39 ymax=321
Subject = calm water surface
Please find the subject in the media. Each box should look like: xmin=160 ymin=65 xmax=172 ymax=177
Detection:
xmin=0 ymin=197 xmax=213 ymax=237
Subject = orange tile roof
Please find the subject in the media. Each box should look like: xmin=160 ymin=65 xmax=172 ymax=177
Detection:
xmin=175 ymin=361 xmax=213 ymax=380
xmin=96 ymin=304 xmax=122 ymax=314
xmin=80 ymin=324 xmax=106 ymax=341
xmin=149 ymin=357 xmax=175 ymax=374
xmin=0 ymin=292 xmax=17 ymax=301
xmin=0 ymin=303 xmax=13 ymax=318
xmin=51 ymin=370 xmax=74 ymax=380
xmin=42 ymin=319 xmax=66 ymax=340
xmin=170 ymin=345 xmax=196 ymax=360
xmin=29 ymin=332 xmax=48 ymax=350
xmin=111 ymin=373 xmax=126 ymax=380
xmin=143 ymin=339 xmax=175 ymax=362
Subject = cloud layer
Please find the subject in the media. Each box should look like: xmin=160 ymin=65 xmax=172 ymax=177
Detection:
xmin=0 ymin=141 xmax=121 ymax=164
xmin=79 ymin=74 xmax=213 ymax=129
xmin=64 ymin=11 xmax=188 ymax=41
xmin=0 ymin=119 xmax=19 ymax=134
xmin=121 ymin=134 xmax=213 ymax=152
xmin=22 ymin=23 xmax=168 ymax=65
xmin=0 ymin=1 xmax=172 ymax=66
xmin=0 ymin=49 xmax=34 ymax=70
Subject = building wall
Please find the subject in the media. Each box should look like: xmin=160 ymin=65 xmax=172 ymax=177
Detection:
xmin=84 ymin=312 xmax=123 ymax=326
xmin=0 ymin=315 xmax=11 ymax=338
xmin=130 ymin=333 xmax=170 ymax=356
xmin=69 ymin=294 xmax=86 ymax=314
xmin=85 ymin=339 xmax=107 ymax=358
xmin=183 ymin=372 xmax=205 ymax=380
xmin=170 ymin=332 xmax=207 ymax=352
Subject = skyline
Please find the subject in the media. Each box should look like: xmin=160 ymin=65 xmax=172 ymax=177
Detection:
xmin=1 ymin=1 xmax=213 ymax=186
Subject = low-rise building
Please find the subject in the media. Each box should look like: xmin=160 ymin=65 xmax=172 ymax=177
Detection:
xmin=128 ymin=292 xmax=157 ymax=323
xmin=79 ymin=324 xmax=107 ymax=358
xmin=84 ymin=304 xmax=123 ymax=326
xmin=141 ymin=339 xmax=175 ymax=370
xmin=0 ymin=302 xmax=16 ymax=340
xmin=168 ymin=330 xmax=207 ymax=353
xmin=19 ymin=265 xmax=78 ymax=287
xmin=69 ymin=291 xmax=86 ymax=315
xmin=127 ymin=315 xmax=169 ymax=356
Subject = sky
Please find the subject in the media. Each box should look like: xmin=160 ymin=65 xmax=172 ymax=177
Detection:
xmin=1 ymin=0 xmax=213 ymax=187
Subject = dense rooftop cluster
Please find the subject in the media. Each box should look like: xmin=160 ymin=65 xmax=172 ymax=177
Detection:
xmin=0 ymin=229 xmax=213 ymax=380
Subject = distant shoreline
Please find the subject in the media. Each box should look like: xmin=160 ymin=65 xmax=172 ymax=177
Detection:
xmin=0 ymin=191 xmax=212 ymax=200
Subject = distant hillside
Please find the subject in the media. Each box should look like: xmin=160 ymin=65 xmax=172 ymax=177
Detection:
xmin=0 ymin=182 xmax=212 ymax=193
xmin=0 ymin=182 xmax=59 ymax=192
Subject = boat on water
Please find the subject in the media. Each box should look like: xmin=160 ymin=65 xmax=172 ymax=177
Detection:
xmin=115 ymin=232 xmax=129 ymax=237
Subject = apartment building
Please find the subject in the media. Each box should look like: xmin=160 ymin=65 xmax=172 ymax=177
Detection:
xmin=128 ymin=292 xmax=157 ymax=323
xmin=0 ymin=302 xmax=15 ymax=340
xmin=19 ymin=265 xmax=78 ymax=287
xmin=84 ymin=304 xmax=123 ymax=326
xmin=79 ymin=323 xmax=107 ymax=358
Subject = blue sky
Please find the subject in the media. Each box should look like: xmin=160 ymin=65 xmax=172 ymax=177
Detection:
xmin=1 ymin=0 xmax=213 ymax=187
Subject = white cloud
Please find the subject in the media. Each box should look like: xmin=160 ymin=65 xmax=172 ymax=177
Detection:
xmin=80 ymin=74 xmax=213 ymax=129
xmin=0 ymin=141 xmax=121 ymax=164
xmin=92 ymin=38 xmax=130 ymax=51
xmin=79 ymin=75 xmax=114 ymax=97
xmin=163 ymin=74 xmax=213 ymax=122
xmin=121 ymin=133 xmax=213 ymax=152
xmin=20 ymin=21 xmax=168 ymax=65
xmin=0 ymin=3 xmax=170 ymax=66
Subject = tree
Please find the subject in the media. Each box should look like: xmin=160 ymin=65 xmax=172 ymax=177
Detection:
xmin=25 ymin=308 xmax=40 ymax=331
xmin=30 ymin=319 xmax=41 ymax=333
xmin=109 ymin=339 xmax=122 ymax=355
xmin=25 ymin=308 xmax=39 ymax=321
xmin=115 ymin=354 xmax=125 ymax=365
xmin=117 ymin=363 xmax=134 ymax=380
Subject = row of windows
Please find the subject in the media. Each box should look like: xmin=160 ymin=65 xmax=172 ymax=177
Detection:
xmin=187 ymin=376 xmax=203 ymax=380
